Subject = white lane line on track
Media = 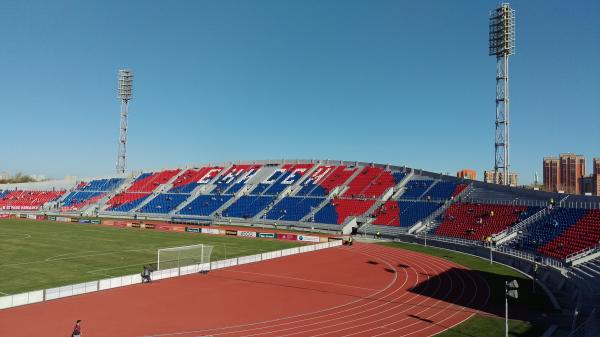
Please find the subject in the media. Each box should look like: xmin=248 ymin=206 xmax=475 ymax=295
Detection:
xmin=139 ymin=244 xmax=490 ymax=337
xmin=220 ymin=244 xmax=486 ymax=337
xmin=137 ymin=246 xmax=400 ymax=337
xmin=268 ymin=245 xmax=442 ymax=337
xmin=221 ymin=269 xmax=381 ymax=292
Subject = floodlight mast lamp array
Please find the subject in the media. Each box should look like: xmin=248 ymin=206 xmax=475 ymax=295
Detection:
xmin=117 ymin=69 xmax=133 ymax=174
xmin=489 ymin=3 xmax=515 ymax=185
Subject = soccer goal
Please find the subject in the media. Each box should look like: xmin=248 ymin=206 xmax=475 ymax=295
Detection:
xmin=157 ymin=244 xmax=213 ymax=270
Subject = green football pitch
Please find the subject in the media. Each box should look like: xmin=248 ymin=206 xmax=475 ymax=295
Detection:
xmin=0 ymin=219 xmax=302 ymax=295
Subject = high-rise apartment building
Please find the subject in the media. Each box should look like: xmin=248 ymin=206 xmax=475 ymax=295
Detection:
xmin=559 ymin=153 xmax=585 ymax=194
xmin=543 ymin=157 xmax=560 ymax=192
xmin=457 ymin=169 xmax=477 ymax=180
xmin=543 ymin=154 xmax=598 ymax=195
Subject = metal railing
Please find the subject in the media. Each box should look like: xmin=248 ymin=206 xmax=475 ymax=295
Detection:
xmin=567 ymin=245 xmax=600 ymax=264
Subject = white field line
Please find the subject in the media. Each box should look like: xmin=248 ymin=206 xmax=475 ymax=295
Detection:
xmin=0 ymin=233 xmax=32 ymax=240
xmin=0 ymin=248 xmax=157 ymax=268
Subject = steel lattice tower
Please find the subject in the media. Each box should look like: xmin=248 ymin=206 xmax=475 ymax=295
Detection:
xmin=116 ymin=69 xmax=133 ymax=174
xmin=489 ymin=4 xmax=515 ymax=185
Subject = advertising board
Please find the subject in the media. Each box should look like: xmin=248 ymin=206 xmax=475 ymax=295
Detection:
xmin=257 ymin=232 xmax=276 ymax=239
xmin=277 ymin=233 xmax=298 ymax=241
xmin=201 ymin=228 xmax=221 ymax=235
xmin=297 ymin=235 xmax=320 ymax=243
xmin=237 ymin=231 xmax=257 ymax=238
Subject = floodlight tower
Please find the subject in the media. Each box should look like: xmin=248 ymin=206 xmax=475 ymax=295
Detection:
xmin=116 ymin=69 xmax=133 ymax=174
xmin=489 ymin=3 xmax=515 ymax=185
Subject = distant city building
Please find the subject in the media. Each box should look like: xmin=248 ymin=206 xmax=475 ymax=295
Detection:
xmin=593 ymin=158 xmax=600 ymax=196
xmin=543 ymin=154 xmax=598 ymax=196
xmin=559 ymin=153 xmax=585 ymax=194
xmin=543 ymin=157 xmax=561 ymax=192
xmin=580 ymin=176 xmax=596 ymax=196
xmin=30 ymin=174 xmax=47 ymax=182
xmin=0 ymin=171 xmax=9 ymax=180
xmin=484 ymin=170 xmax=518 ymax=186
xmin=457 ymin=169 xmax=477 ymax=180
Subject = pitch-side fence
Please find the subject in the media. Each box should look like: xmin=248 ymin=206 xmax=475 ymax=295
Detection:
xmin=0 ymin=241 xmax=342 ymax=310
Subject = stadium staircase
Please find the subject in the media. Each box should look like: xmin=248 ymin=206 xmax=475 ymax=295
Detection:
xmin=131 ymin=177 xmax=181 ymax=213
xmin=298 ymin=167 xmax=361 ymax=223
xmin=97 ymin=175 xmax=139 ymax=212
xmin=254 ymin=165 xmax=320 ymax=220
xmin=494 ymin=207 xmax=549 ymax=246
xmin=411 ymin=182 xmax=472 ymax=234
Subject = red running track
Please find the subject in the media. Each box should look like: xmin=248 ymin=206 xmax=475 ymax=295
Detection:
xmin=0 ymin=243 xmax=490 ymax=337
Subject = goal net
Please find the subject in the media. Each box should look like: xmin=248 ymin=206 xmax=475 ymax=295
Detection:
xmin=157 ymin=244 xmax=213 ymax=270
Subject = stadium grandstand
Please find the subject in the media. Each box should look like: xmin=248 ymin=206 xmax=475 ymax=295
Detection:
xmin=2 ymin=160 xmax=598 ymax=264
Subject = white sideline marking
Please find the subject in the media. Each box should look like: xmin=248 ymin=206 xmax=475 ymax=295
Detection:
xmin=0 ymin=233 xmax=32 ymax=240
xmin=0 ymin=248 xmax=156 ymax=267
xmin=0 ymin=291 xmax=9 ymax=295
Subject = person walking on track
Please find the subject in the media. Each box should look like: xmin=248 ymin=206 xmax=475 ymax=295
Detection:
xmin=71 ymin=319 xmax=82 ymax=337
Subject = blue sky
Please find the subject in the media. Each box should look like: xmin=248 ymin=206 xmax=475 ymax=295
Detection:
xmin=0 ymin=0 xmax=598 ymax=183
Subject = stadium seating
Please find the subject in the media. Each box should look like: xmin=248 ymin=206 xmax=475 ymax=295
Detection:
xmin=313 ymin=198 xmax=376 ymax=224
xmin=139 ymin=193 xmax=190 ymax=214
xmin=61 ymin=178 xmax=126 ymax=211
xmin=519 ymin=208 xmax=600 ymax=259
xmin=435 ymin=203 xmax=531 ymax=240
xmin=79 ymin=178 xmax=125 ymax=192
xmin=170 ymin=167 xmax=223 ymax=193
xmin=400 ymin=180 xmax=435 ymax=199
xmin=265 ymin=196 xmax=325 ymax=221
xmin=178 ymin=194 xmax=232 ymax=216
xmin=371 ymin=200 xmax=401 ymax=226
xmin=371 ymin=200 xmax=442 ymax=227
xmin=127 ymin=169 xmax=181 ymax=193
xmin=252 ymin=164 xmax=313 ymax=195
xmin=0 ymin=190 xmax=64 ymax=210
xmin=222 ymin=195 xmax=275 ymax=218
xmin=61 ymin=191 xmax=105 ymax=211
xmin=296 ymin=165 xmax=358 ymax=196
xmin=105 ymin=193 xmax=150 ymax=212
xmin=421 ymin=182 xmax=467 ymax=201
xmin=211 ymin=165 xmax=261 ymax=194
xmin=342 ymin=167 xmax=399 ymax=199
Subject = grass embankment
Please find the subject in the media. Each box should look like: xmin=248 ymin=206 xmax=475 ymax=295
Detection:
xmin=378 ymin=241 xmax=553 ymax=337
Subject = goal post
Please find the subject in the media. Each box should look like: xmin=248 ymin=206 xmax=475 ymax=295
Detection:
xmin=157 ymin=244 xmax=213 ymax=270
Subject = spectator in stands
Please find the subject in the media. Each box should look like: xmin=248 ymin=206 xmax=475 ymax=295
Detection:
xmin=376 ymin=231 xmax=381 ymax=239
xmin=71 ymin=320 xmax=82 ymax=337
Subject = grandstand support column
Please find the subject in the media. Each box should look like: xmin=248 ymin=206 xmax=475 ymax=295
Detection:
xmin=116 ymin=69 xmax=133 ymax=174
xmin=489 ymin=3 xmax=515 ymax=185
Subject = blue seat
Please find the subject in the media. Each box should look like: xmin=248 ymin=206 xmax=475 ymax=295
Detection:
xmin=265 ymin=196 xmax=324 ymax=221
xmin=178 ymin=195 xmax=232 ymax=216
xmin=140 ymin=193 xmax=190 ymax=214
xmin=223 ymin=195 xmax=275 ymax=218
